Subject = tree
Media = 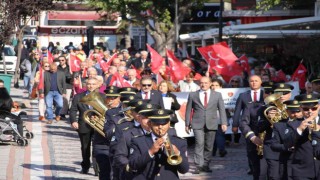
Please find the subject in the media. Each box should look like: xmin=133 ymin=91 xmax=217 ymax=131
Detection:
xmin=257 ymin=0 xmax=314 ymax=11
xmin=88 ymin=0 xmax=205 ymax=55
xmin=0 ymin=0 xmax=54 ymax=86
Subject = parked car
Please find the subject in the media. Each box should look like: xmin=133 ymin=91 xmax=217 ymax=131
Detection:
xmin=0 ymin=45 xmax=18 ymax=74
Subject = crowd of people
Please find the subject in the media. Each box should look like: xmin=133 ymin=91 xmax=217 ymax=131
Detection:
xmin=6 ymin=40 xmax=320 ymax=180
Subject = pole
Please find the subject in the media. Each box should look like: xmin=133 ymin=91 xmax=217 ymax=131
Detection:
xmin=175 ymin=0 xmax=179 ymax=51
xmin=218 ymin=0 xmax=224 ymax=42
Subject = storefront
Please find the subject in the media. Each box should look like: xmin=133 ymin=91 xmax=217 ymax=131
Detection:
xmin=38 ymin=11 xmax=121 ymax=50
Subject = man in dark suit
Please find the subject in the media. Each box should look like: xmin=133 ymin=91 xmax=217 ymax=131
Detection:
xmin=130 ymin=50 xmax=151 ymax=70
xmin=129 ymin=109 xmax=189 ymax=180
xmin=69 ymin=78 xmax=98 ymax=174
xmin=233 ymin=75 xmax=265 ymax=174
xmin=39 ymin=63 xmax=66 ymax=124
xmin=135 ymin=76 xmax=164 ymax=108
xmin=185 ymin=76 xmax=228 ymax=174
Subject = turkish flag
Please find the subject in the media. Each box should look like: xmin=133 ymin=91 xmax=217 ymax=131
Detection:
xmin=238 ymin=54 xmax=250 ymax=74
xmin=99 ymin=53 xmax=117 ymax=72
xmin=277 ymin=69 xmax=288 ymax=82
xmin=263 ymin=62 xmax=272 ymax=69
xmin=110 ymin=73 xmax=131 ymax=87
xmin=69 ymin=54 xmax=81 ymax=72
xmin=167 ymin=49 xmax=191 ymax=83
xmin=38 ymin=68 xmax=44 ymax=90
xmin=291 ymin=62 xmax=307 ymax=89
xmin=47 ymin=51 xmax=54 ymax=64
xmin=147 ymin=44 xmax=164 ymax=74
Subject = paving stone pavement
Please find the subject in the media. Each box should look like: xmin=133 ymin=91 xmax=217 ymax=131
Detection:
xmin=0 ymin=80 xmax=252 ymax=180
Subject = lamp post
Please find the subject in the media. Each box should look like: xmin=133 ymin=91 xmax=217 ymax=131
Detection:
xmin=218 ymin=0 xmax=224 ymax=42
xmin=175 ymin=0 xmax=179 ymax=50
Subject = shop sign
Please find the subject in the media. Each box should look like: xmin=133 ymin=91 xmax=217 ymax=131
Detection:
xmin=39 ymin=27 xmax=116 ymax=35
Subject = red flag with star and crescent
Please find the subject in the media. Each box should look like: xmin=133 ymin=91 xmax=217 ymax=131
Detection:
xmin=147 ymin=44 xmax=164 ymax=74
xmin=238 ymin=54 xmax=250 ymax=74
xmin=197 ymin=42 xmax=241 ymax=82
xmin=166 ymin=49 xmax=191 ymax=83
xmin=291 ymin=61 xmax=307 ymax=89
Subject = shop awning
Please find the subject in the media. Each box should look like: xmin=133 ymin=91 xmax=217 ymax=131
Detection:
xmin=48 ymin=11 xmax=106 ymax=21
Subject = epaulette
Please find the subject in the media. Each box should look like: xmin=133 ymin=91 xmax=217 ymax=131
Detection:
xmin=117 ymin=117 xmax=129 ymax=125
xmin=132 ymin=134 xmax=144 ymax=139
xmin=122 ymin=126 xmax=130 ymax=131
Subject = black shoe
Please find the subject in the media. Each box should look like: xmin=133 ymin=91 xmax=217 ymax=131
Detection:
xmin=247 ymin=169 xmax=253 ymax=175
xmin=201 ymin=166 xmax=212 ymax=173
xmin=219 ymin=150 xmax=227 ymax=157
xmin=80 ymin=168 xmax=89 ymax=174
xmin=193 ymin=167 xmax=201 ymax=174
xmin=60 ymin=114 xmax=66 ymax=120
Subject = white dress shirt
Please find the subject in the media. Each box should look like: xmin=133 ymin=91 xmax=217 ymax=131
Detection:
xmin=251 ymin=89 xmax=261 ymax=102
xmin=199 ymin=89 xmax=211 ymax=106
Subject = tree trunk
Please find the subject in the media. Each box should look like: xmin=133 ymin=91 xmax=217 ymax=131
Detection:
xmin=125 ymin=34 xmax=131 ymax=49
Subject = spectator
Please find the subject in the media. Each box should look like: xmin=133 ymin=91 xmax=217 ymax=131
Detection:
xmin=177 ymin=71 xmax=200 ymax=92
xmin=127 ymin=69 xmax=138 ymax=86
xmin=40 ymin=63 xmax=66 ymax=124
xmin=211 ymin=78 xmax=228 ymax=157
xmin=158 ymin=80 xmax=180 ymax=127
xmin=20 ymin=58 xmax=33 ymax=96
xmin=34 ymin=60 xmax=51 ymax=121
xmin=57 ymin=56 xmax=73 ymax=119
xmin=48 ymin=42 xmax=55 ymax=53
xmin=131 ymin=50 xmax=150 ymax=70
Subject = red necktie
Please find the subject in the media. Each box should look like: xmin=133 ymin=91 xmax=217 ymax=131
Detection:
xmin=254 ymin=91 xmax=257 ymax=102
xmin=144 ymin=92 xmax=148 ymax=99
xmin=204 ymin=92 xmax=208 ymax=108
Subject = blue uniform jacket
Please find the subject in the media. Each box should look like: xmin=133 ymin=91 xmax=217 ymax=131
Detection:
xmin=129 ymin=134 xmax=189 ymax=180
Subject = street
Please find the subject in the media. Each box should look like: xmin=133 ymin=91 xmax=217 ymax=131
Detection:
xmin=0 ymin=82 xmax=251 ymax=180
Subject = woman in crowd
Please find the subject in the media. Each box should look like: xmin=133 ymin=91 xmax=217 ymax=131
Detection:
xmin=177 ymin=71 xmax=200 ymax=92
xmin=158 ymin=80 xmax=181 ymax=128
xmin=211 ymin=78 xmax=228 ymax=157
xmin=33 ymin=60 xmax=51 ymax=121
xmin=225 ymin=75 xmax=243 ymax=146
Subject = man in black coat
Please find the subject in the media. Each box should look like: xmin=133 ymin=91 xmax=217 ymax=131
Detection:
xmin=271 ymin=100 xmax=304 ymax=180
xmin=129 ymin=109 xmax=189 ymax=180
xmin=69 ymin=78 xmax=98 ymax=174
xmin=130 ymin=50 xmax=150 ymax=70
xmin=135 ymin=76 xmax=164 ymax=109
xmin=39 ymin=63 xmax=66 ymax=124
xmin=284 ymin=94 xmax=320 ymax=179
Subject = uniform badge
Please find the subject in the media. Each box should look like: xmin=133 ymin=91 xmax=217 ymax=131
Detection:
xmin=130 ymin=148 xmax=134 ymax=154
xmin=129 ymin=96 xmax=134 ymax=100
xmin=138 ymin=101 xmax=143 ymax=105
xmin=158 ymin=110 xmax=164 ymax=115
xmin=285 ymin=129 xmax=289 ymax=134
xmin=312 ymin=140 xmax=318 ymax=146
xmin=111 ymin=136 xmax=116 ymax=141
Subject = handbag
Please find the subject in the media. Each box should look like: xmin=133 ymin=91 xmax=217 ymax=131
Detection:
xmin=30 ymin=85 xmax=38 ymax=99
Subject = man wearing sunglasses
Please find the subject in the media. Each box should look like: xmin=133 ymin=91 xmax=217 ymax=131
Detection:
xmin=284 ymin=94 xmax=320 ymax=179
xmin=271 ymin=100 xmax=303 ymax=180
xmin=57 ymin=56 xmax=73 ymax=120
xmin=135 ymin=76 xmax=164 ymax=109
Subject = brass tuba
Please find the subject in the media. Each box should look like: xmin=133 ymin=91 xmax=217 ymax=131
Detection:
xmin=164 ymin=136 xmax=182 ymax=165
xmin=264 ymin=93 xmax=288 ymax=125
xmin=80 ymin=91 xmax=108 ymax=137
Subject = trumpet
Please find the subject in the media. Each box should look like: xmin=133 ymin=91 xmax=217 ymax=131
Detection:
xmin=164 ymin=136 xmax=182 ymax=166
xmin=257 ymin=132 xmax=266 ymax=156
xmin=308 ymin=112 xmax=319 ymax=140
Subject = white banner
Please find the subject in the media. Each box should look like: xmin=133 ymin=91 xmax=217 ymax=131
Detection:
xmin=172 ymin=83 xmax=300 ymax=137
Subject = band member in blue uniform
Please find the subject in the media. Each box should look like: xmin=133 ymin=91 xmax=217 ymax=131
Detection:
xmin=284 ymin=94 xmax=320 ymax=180
xmin=271 ymin=99 xmax=303 ymax=180
xmin=259 ymin=83 xmax=294 ymax=180
xmin=91 ymin=87 xmax=118 ymax=180
xmin=114 ymin=102 xmax=161 ymax=180
xmin=129 ymin=109 xmax=189 ymax=179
